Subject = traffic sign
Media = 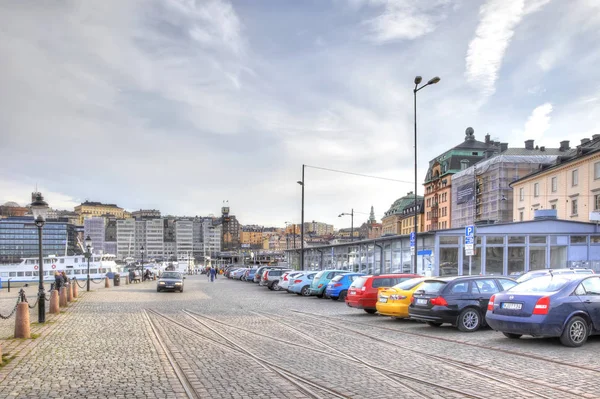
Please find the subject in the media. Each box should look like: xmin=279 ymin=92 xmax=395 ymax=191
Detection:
xmin=410 ymin=232 xmax=416 ymax=247
xmin=465 ymin=225 xmax=475 ymax=245
xmin=465 ymin=248 xmax=475 ymax=256
xmin=410 ymin=246 xmax=415 ymax=255
xmin=464 ymin=244 xmax=474 ymax=250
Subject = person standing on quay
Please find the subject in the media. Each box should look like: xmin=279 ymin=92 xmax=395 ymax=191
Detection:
xmin=210 ymin=267 xmax=217 ymax=282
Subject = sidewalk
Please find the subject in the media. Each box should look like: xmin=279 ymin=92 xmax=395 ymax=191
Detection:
xmin=0 ymin=279 xmax=187 ymax=399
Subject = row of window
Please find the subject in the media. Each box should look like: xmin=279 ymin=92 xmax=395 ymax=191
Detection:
xmin=520 ymin=163 xmax=600 ymax=201
xmin=1 ymin=268 xmax=109 ymax=277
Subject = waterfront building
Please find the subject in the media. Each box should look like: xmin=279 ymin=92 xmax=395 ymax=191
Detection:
xmin=164 ymin=241 xmax=176 ymax=260
xmin=75 ymin=201 xmax=128 ymax=225
xmin=510 ymin=137 xmax=600 ymax=223
xmin=116 ymin=219 xmax=135 ymax=259
xmin=132 ymin=209 xmax=161 ymax=219
xmin=0 ymin=217 xmax=78 ymax=264
xmin=83 ymin=217 xmax=105 ymax=254
xmin=0 ymin=202 xmax=28 ymax=218
xmin=175 ymin=219 xmax=193 ymax=257
xmin=382 ymin=192 xmax=424 ymax=235
xmin=451 ymin=140 xmax=563 ymax=228
xmin=202 ymin=219 xmax=222 ymax=260
xmin=145 ymin=219 xmax=164 ymax=260
xmin=424 ymin=128 xmax=502 ymax=231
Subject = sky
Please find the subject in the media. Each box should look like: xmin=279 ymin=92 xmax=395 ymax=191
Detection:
xmin=1 ymin=0 xmax=600 ymax=228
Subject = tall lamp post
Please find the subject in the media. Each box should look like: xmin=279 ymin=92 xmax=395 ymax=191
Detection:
xmin=85 ymin=235 xmax=93 ymax=291
xmin=413 ymin=75 xmax=440 ymax=274
xmin=30 ymin=192 xmax=49 ymax=324
xmin=338 ymin=209 xmax=354 ymax=242
xmin=140 ymin=245 xmax=145 ymax=282
xmin=297 ymin=164 xmax=305 ymax=270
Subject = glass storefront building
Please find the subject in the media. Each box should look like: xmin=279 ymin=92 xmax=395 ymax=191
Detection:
xmin=0 ymin=217 xmax=79 ymax=263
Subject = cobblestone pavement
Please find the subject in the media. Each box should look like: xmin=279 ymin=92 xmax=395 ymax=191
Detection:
xmin=0 ymin=275 xmax=599 ymax=398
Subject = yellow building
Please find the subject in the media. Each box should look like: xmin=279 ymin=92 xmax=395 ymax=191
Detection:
xmin=382 ymin=193 xmax=424 ymax=235
xmin=399 ymin=200 xmax=425 ymax=236
xmin=510 ymin=138 xmax=600 ymax=222
xmin=240 ymin=229 xmax=263 ymax=247
xmin=74 ymin=201 xmax=127 ymax=225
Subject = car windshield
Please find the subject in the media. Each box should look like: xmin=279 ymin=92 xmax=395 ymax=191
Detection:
xmin=350 ymin=276 xmax=368 ymax=289
xmin=417 ymin=281 xmax=447 ymax=294
xmin=331 ymin=275 xmax=344 ymax=282
xmin=393 ymin=278 xmax=424 ymax=290
xmin=162 ymin=272 xmax=181 ymax=279
xmin=510 ymin=276 xmax=571 ymax=292
xmin=516 ymin=271 xmax=546 ymax=283
xmin=314 ymin=271 xmax=325 ymax=280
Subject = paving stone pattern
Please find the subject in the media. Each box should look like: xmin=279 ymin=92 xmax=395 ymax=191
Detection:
xmin=0 ymin=275 xmax=599 ymax=398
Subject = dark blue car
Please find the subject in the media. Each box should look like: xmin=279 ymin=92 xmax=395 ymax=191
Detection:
xmin=325 ymin=273 xmax=364 ymax=301
xmin=486 ymin=274 xmax=600 ymax=347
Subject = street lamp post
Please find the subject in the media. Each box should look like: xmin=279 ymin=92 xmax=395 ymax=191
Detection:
xmin=140 ymin=245 xmax=145 ymax=282
xmin=85 ymin=236 xmax=93 ymax=291
xmin=30 ymin=192 xmax=49 ymax=324
xmin=338 ymin=209 xmax=354 ymax=242
xmin=413 ymin=75 xmax=440 ymax=274
xmin=297 ymin=164 xmax=305 ymax=270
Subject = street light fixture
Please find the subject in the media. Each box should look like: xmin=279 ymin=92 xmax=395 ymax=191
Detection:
xmin=297 ymin=164 xmax=305 ymax=270
xmin=85 ymin=235 xmax=93 ymax=291
xmin=140 ymin=245 xmax=145 ymax=282
xmin=30 ymin=192 xmax=49 ymax=324
xmin=413 ymin=75 xmax=440 ymax=274
xmin=338 ymin=209 xmax=354 ymax=242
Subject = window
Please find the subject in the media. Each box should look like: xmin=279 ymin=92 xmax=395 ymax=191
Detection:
xmin=596 ymin=194 xmax=600 ymax=211
xmin=534 ymin=183 xmax=539 ymax=197
xmin=450 ymin=282 xmax=469 ymax=294
xmin=519 ymin=188 xmax=524 ymax=201
xmin=572 ymin=169 xmax=579 ymax=186
xmin=572 ymin=199 xmax=578 ymax=215
xmin=498 ymin=279 xmax=517 ymax=291
xmin=519 ymin=211 xmax=524 ymax=221
xmin=551 ymin=204 xmax=557 ymax=210
xmin=596 ymin=162 xmax=600 ymax=180
xmin=475 ymin=279 xmax=500 ymax=294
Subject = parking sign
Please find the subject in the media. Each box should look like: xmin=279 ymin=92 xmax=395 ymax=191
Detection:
xmin=465 ymin=225 xmax=475 ymax=245
xmin=410 ymin=232 xmax=416 ymax=247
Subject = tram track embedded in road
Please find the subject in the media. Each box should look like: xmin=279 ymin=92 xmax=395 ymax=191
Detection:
xmin=284 ymin=309 xmax=586 ymax=399
xmin=146 ymin=309 xmax=350 ymax=399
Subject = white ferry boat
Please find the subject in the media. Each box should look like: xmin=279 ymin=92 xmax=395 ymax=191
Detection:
xmin=0 ymin=254 xmax=119 ymax=284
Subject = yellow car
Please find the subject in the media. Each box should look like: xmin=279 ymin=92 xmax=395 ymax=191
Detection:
xmin=376 ymin=277 xmax=426 ymax=318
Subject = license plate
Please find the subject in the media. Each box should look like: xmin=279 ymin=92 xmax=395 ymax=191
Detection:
xmin=379 ymin=298 xmax=388 ymax=303
xmin=502 ymin=302 xmax=522 ymax=310
xmin=416 ymin=298 xmax=428 ymax=305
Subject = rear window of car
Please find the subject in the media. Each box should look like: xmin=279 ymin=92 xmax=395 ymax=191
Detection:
xmin=511 ymin=276 xmax=571 ymax=292
xmin=314 ymin=271 xmax=325 ymax=280
xmin=393 ymin=278 xmax=424 ymax=290
xmin=418 ymin=281 xmax=447 ymax=294
xmin=350 ymin=276 xmax=368 ymax=289
xmin=331 ymin=275 xmax=344 ymax=283
xmin=372 ymin=277 xmax=411 ymax=288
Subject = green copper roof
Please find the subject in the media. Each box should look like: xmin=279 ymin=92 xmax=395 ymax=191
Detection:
xmin=384 ymin=193 xmax=423 ymax=217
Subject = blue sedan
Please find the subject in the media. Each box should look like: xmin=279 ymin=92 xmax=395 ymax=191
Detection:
xmin=325 ymin=273 xmax=364 ymax=301
xmin=486 ymin=274 xmax=600 ymax=347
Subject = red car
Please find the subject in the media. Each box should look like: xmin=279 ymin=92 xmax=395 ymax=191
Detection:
xmin=346 ymin=274 xmax=421 ymax=314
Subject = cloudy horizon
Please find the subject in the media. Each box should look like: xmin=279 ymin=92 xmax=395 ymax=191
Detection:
xmin=1 ymin=0 xmax=599 ymax=228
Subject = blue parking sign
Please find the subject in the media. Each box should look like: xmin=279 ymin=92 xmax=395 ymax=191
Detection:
xmin=410 ymin=232 xmax=415 ymax=247
xmin=465 ymin=225 xmax=475 ymax=244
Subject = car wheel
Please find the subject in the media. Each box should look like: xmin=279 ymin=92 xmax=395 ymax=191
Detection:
xmin=560 ymin=316 xmax=589 ymax=347
xmin=339 ymin=290 xmax=348 ymax=301
xmin=156 ymin=288 xmax=161 ymax=292
xmin=426 ymin=321 xmax=443 ymax=327
xmin=268 ymin=284 xmax=274 ymax=291
xmin=272 ymin=281 xmax=280 ymax=291
xmin=502 ymin=332 xmax=522 ymax=339
xmin=457 ymin=308 xmax=481 ymax=332
xmin=316 ymin=292 xmax=324 ymax=298
xmin=301 ymin=286 xmax=311 ymax=296
xmin=330 ymin=296 xmax=339 ymax=301
xmin=296 ymin=293 xmax=302 ymax=296
xmin=180 ymin=288 xmax=183 ymax=293
xmin=364 ymin=309 xmax=377 ymax=314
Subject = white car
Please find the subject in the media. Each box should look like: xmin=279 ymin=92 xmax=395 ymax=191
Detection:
xmin=278 ymin=271 xmax=303 ymax=292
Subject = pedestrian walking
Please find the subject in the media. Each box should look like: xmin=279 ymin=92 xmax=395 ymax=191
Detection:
xmin=54 ymin=271 xmax=63 ymax=291
xmin=206 ymin=267 xmax=211 ymax=280
xmin=210 ymin=267 xmax=217 ymax=282
xmin=129 ymin=269 xmax=135 ymax=284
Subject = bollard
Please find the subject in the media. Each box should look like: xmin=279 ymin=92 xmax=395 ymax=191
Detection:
xmin=104 ymin=277 xmax=110 ymax=288
xmin=49 ymin=290 xmax=60 ymax=314
xmin=72 ymin=281 xmax=78 ymax=298
xmin=67 ymin=283 xmax=73 ymax=302
xmin=125 ymin=276 xmax=129 ymax=285
xmin=14 ymin=302 xmax=30 ymax=339
xmin=59 ymin=287 xmax=68 ymax=307
xmin=7 ymin=279 xmax=10 ymax=293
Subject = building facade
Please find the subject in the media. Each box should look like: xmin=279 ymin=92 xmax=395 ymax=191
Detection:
xmin=83 ymin=217 xmax=105 ymax=254
xmin=510 ymin=137 xmax=600 ymax=223
xmin=382 ymin=192 xmax=424 ymax=235
xmin=399 ymin=199 xmax=424 ymax=236
xmin=451 ymin=142 xmax=564 ymax=228
xmin=424 ymin=128 xmax=502 ymax=231
xmin=132 ymin=209 xmax=161 ymax=219
xmin=303 ymin=221 xmax=334 ymax=236
xmin=0 ymin=217 xmax=79 ymax=264
xmin=116 ymin=219 xmax=136 ymax=259
xmin=145 ymin=219 xmax=164 ymax=259
xmin=0 ymin=202 xmax=28 ymax=218
xmin=75 ymin=201 xmax=127 ymax=225
xmin=240 ymin=226 xmax=264 ymax=249
xmin=202 ymin=219 xmax=222 ymax=260
xmin=175 ymin=220 xmax=193 ymax=257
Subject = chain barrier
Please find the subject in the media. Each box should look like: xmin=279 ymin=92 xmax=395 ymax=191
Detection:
xmin=0 ymin=289 xmax=25 ymax=320
xmin=27 ymin=292 xmax=40 ymax=309
xmin=74 ymin=279 xmax=87 ymax=289
xmin=91 ymin=278 xmax=105 ymax=285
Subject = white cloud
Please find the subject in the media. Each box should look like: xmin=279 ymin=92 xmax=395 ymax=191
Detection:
xmin=465 ymin=0 xmax=550 ymax=98
xmin=350 ymin=0 xmax=452 ymax=43
xmin=523 ymin=103 xmax=553 ymax=140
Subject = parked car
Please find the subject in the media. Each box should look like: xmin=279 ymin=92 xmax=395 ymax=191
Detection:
xmin=516 ymin=268 xmax=594 ymax=283
xmin=346 ymin=274 xmax=420 ymax=313
xmin=279 ymin=271 xmax=303 ymax=291
xmin=325 ymin=273 xmax=364 ymax=301
xmin=309 ymin=270 xmax=348 ymax=298
xmin=245 ymin=267 xmax=258 ymax=282
xmin=486 ymin=274 xmax=600 ymax=347
xmin=288 ymin=272 xmax=318 ymax=296
xmin=263 ymin=269 xmax=292 ymax=290
xmin=231 ymin=268 xmax=248 ymax=280
xmin=409 ymin=276 xmax=517 ymax=331
xmin=156 ymin=271 xmax=185 ymax=293
xmin=253 ymin=265 xmax=284 ymax=283
xmin=376 ymin=277 xmax=427 ymax=319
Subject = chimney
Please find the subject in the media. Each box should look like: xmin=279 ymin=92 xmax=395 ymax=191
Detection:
xmin=560 ymin=140 xmax=570 ymax=151
xmin=540 ymin=146 xmax=545 ymax=152
xmin=500 ymin=143 xmax=508 ymax=152
xmin=485 ymin=134 xmax=490 ymax=144
xmin=525 ymin=139 xmax=534 ymax=150
xmin=581 ymin=138 xmax=591 ymax=145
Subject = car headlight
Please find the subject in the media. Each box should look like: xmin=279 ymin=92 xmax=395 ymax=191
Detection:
xmin=175 ymin=282 xmax=182 ymax=285
xmin=159 ymin=282 xmax=166 ymax=285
